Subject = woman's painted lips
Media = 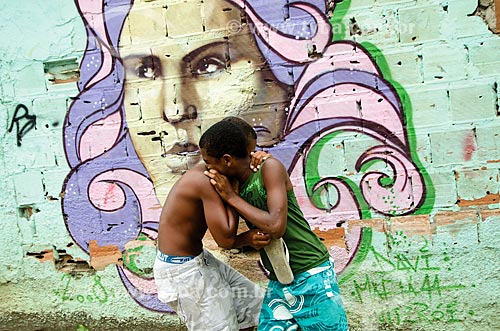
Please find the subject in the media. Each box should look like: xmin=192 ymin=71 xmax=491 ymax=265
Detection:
xmin=162 ymin=142 xmax=200 ymax=157
xmin=253 ymin=126 xmax=271 ymax=134
xmin=162 ymin=142 xmax=202 ymax=173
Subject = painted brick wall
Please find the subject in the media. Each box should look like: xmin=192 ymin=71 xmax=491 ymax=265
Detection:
xmin=0 ymin=0 xmax=499 ymax=330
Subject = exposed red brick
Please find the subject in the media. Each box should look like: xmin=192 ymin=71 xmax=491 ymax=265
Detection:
xmin=433 ymin=210 xmax=479 ymax=227
xmin=313 ymin=227 xmax=346 ymax=248
xmin=496 ymin=0 xmax=500 ymax=32
xmin=124 ymin=239 xmax=156 ymax=250
xmin=89 ymin=240 xmax=123 ymax=271
xmin=389 ymin=214 xmax=432 ymax=236
xmin=52 ymin=77 xmax=79 ymax=84
xmin=26 ymin=250 xmax=55 ymax=263
xmin=347 ymin=218 xmax=387 ymax=232
xmin=58 ymin=258 xmax=93 ymax=273
xmin=457 ymin=193 xmax=500 ymax=207
xmin=480 ymin=209 xmax=500 ymax=221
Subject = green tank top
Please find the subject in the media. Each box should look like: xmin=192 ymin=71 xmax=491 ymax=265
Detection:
xmin=239 ymin=165 xmax=330 ymax=280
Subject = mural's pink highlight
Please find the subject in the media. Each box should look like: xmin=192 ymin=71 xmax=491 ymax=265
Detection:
xmin=89 ymin=181 xmax=125 ymax=210
xmin=123 ymin=268 xmax=157 ymax=295
xmin=80 ymin=112 xmax=121 ymax=161
xmin=89 ymin=170 xmax=161 ymax=223
xmin=290 ymin=159 xmax=361 ymax=225
xmin=228 ymin=1 xmax=331 ymax=62
xmin=141 ymin=228 xmax=159 ymax=240
xmin=77 ymin=0 xmax=114 ymax=89
xmin=315 ymin=85 xmax=405 ymax=142
xmin=286 ymin=43 xmax=381 ymax=131
xmin=289 ymin=155 xmax=362 ymax=273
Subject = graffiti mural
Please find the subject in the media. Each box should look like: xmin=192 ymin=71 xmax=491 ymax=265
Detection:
xmin=63 ymin=0 xmax=429 ymax=312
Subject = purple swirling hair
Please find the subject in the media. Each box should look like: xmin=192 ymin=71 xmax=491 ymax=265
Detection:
xmin=236 ymin=0 xmax=425 ymax=214
xmin=64 ymin=0 xmax=167 ymax=312
xmin=228 ymin=0 xmax=426 ymax=268
xmin=63 ymin=0 xmax=426 ymax=313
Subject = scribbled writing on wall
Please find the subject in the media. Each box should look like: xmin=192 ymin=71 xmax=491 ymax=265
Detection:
xmin=53 ymin=274 xmax=112 ymax=304
xmin=8 ymin=104 xmax=36 ymax=147
xmin=346 ymin=231 xmax=470 ymax=327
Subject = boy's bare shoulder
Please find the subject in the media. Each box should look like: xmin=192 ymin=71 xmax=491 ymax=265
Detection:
xmin=262 ymin=156 xmax=286 ymax=171
xmin=178 ymin=164 xmax=208 ymax=183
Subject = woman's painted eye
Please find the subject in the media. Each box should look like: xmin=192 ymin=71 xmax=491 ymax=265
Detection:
xmin=193 ymin=56 xmax=226 ymax=75
xmin=141 ymin=67 xmax=155 ymax=78
xmin=135 ymin=56 xmax=162 ymax=79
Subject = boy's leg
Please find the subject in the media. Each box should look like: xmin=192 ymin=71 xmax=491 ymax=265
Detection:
xmin=174 ymin=253 xmax=240 ymax=330
xmin=291 ymin=261 xmax=348 ymax=331
xmin=258 ymin=261 xmax=348 ymax=331
xmin=206 ymin=251 xmax=264 ymax=330
xmin=258 ymin=280 xmax=300 ymax=331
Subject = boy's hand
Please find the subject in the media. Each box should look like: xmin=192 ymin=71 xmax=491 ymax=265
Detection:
xmin=250 ymin=151 xmax=272 ymax=172
xmin=241 ymin=229 xmax=271 ymax=250
xmin=204 ymin=169 xmax=236 ymax=201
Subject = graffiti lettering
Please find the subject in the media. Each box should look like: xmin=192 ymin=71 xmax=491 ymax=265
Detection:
xmin=346 ymin=231 xmax=470 ymax=328
xmin=370 ymin=248 xmax=440 ymax=274
xmin=378 ymin=300 xmax=462 ymax=326
xmin=351 ymin=236 xmax=465 ymax=303
xmin=352 ymin=273 xmax=465 ymax=303
xmin=7 ymin=104 xmax=36 ymax=147
xmin=53 ymin=274 xmax=111 ymax=304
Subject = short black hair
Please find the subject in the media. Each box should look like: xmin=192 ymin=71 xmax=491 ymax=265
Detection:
xmin=199 ymin=120 xmax=248 ymax=159
xmin=222 ymin=116 xmax=257 ymax=140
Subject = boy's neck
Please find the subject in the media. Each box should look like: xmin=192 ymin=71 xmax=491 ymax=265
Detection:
xmin=238 ymin=166 xmax=253 ymax=185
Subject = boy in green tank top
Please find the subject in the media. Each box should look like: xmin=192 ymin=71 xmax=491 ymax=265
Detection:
xmin=201 ymin=120 xmax=349 ymax=331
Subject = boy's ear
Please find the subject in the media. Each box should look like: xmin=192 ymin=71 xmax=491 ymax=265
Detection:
xmin=222 ymin=154 xmax=232 ymax=167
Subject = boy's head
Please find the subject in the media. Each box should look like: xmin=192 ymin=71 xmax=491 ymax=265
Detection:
xmin=199 ymin=121 xmax=249 ymax=175
xmin=222 ymin=116 xmax=257 ymax=154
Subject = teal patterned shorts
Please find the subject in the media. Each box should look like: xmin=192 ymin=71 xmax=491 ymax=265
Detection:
xmin=258 ymin=259 xmax=349 ymax=331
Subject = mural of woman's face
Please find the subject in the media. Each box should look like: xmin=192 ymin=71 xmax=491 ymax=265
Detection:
xmin=119 ymin=0 xmax=288 ymax=200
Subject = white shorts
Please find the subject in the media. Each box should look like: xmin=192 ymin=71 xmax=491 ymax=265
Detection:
xmin=154 ymin=249 xmax=264 ymax=331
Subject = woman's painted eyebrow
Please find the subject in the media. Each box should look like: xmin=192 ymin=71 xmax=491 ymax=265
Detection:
xmin=121 ymin=54 xmax=160 ymax=62
xmin=121 ymin=41 xmax=226 ymax=65
xmin=181 ymin=41 xmax=227 ymax=63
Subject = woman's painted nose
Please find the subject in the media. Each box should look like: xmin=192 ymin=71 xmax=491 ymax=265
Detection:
xmin=163 ymin=105 xmax=197 ymax=124
xmin=162 ymin=75 xmax=198 ymax=124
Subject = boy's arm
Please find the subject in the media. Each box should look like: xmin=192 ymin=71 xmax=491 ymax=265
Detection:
xmin=201 ymin=177 xmax=271 ymax=248
xmin=205 ymin=158 xmax=288 ymax=238
xmin=200 ymin=176 xmax=239 ymax=249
